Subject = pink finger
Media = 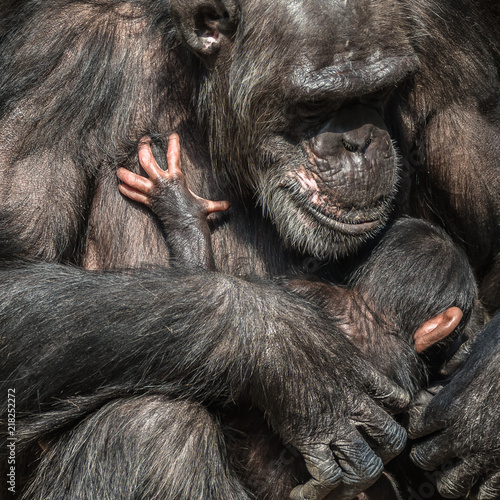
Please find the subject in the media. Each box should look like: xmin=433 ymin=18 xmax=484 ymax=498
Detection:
xmin=137 ymin=139 xmax=165 ymax=179
xmin=191 ymin=191 xmax=230 ymax=215
xmin=166 ymin=133 xmax=182 ymax=176
xmin=118 ymin=183 xmax=151 ymax=207
xmin=117 ymin=168 xmax=154 ymax=194
xmin=204 ymin=200 xmax=231 ymax=215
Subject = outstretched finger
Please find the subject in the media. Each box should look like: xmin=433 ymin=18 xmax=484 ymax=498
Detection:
xmin=138 ymin=137 xmax=166 ymax=179
xmin=166 ymin=133 xmax=182 ymax=177
xmin=290 ymin=444 xmax=342 ymax=500
xmin=194 ymin=195 xmax=231 ymax=215
xmin=118 ymin=183 xmax=151 ymax=207
xmin=362 ymin=370 xmax=411 ymax=414
xmin=203 ymin=199 xmax=231 ymax=214
xmin=117 ymin=168 xmax=154 ymax=195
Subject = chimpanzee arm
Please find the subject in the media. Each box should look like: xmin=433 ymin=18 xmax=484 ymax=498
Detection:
xmin=408 ymin=314 xmax=500 ymax=499
xmin=117 ymin=135 xmax=229 ymax=270
xmin=0 ymin=263 xmax=409 ymax=500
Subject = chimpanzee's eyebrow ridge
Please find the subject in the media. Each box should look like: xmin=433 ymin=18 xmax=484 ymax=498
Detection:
xmin=288 ymin=54 xmax=420 ymax=100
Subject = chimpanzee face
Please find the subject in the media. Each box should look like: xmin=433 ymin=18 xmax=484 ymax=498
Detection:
xmin=171 ymin=0 xmax=419 ymax=258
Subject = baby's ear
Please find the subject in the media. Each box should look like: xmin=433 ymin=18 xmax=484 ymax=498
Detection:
xmin=414 ymin=307 xmax=463 ymax=354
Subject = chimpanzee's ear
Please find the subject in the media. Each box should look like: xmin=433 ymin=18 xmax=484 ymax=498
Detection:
xmin=170 ymin=0 xmax=239 ymax=58
xmin=413 ymin=307 xmax=463 ymax=354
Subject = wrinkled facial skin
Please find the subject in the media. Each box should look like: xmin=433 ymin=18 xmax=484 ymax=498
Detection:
xmin=217 ymin=0 xmax=419 ymax=259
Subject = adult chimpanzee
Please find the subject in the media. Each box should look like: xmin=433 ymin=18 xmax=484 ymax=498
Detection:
xmin=0 ymin=139 xmax=478 ymax=500
xmin=118 ymin=133 xmax=474 ymax=359
xmin=0 ymin=0 xmax=499 ymax=498
xmin=115 ymin=133 xmax=481 ymax=499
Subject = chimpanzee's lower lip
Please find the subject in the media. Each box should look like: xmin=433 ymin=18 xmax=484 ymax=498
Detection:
xmin=279 ymin=182 xmax=386 ymax=236
xmin=304 ymin=203 xmax=382 ymax=235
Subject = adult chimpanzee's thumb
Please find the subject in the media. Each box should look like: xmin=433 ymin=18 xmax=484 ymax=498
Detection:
xmin=362 ymin=370 xmax=411 ymax=414
xmin=406 ymin=386 xmax=446 ymax=439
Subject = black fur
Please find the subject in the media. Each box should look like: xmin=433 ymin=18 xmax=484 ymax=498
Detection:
xmin=409 ymin=313 xmax=500 ymax=500
xmin=0 ymin=217 xmax=477 ymax=499
xmin=0 ymin=0 xmax=499 ymax=499
xmin=0 ymin=261 xmax=409 ymax=499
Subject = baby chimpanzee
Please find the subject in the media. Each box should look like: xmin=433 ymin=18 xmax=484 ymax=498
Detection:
xmin=117 ymin=134 xmax=477 ymax=499
xmin=118 ymin=133 xmax=475 ymax=370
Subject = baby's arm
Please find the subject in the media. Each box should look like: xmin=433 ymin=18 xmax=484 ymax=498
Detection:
xmin=117 ymin=134 xmax=229 ymax=270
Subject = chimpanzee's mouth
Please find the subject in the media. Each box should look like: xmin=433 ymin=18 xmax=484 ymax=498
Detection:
xmin=277 ymin=164 xmax=395 ymax=237
xmin=303 ymin=202 xmax=383 ymax=236
xmin=280 ymin=181 xmax=387 ymax=237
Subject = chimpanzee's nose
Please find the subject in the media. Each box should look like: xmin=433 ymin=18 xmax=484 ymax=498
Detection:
xmin=310 ymin=105 xmax=387 ymax=162
xmin=341 ymin=124 xmax=373 ymax=154
xmin=308 ymin=104 xmax=395 ymax=207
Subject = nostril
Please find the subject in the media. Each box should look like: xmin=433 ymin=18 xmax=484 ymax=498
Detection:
xmin=363 ymin=137 xmax=372 ymax=154
xmin=342 ymin=138 xmax=358 ymax=153
xmin=342 ymin=125 xmax=374 ymax=154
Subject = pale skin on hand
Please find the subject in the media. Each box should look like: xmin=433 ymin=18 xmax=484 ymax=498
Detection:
xmin=116 ymin=133 xmax=230 ymax=215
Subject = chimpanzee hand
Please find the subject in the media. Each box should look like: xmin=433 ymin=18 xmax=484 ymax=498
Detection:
xmin=117 ymin=134 xmax=229 ymax=269
xmin=249 ymin=301 xmax=410 ymax=500
xmin=117 ymin=134 xmax=229 ymax=218
xmin=408 ymin=315 xmax=500 ymax=500
xmin=285 ymin=358 xmax=408 ymax=500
